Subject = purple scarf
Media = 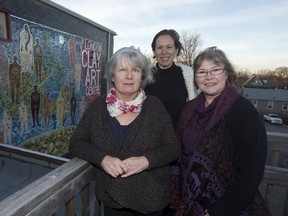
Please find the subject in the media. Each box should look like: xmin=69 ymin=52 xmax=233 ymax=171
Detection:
xmin=181 ymin=84 xmax=240 ymax=154
xmin=170 ymin=84 xmax=240 ymax=215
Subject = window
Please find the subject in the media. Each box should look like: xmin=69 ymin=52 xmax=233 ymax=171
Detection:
xmin=267 ymin=101 xmax=273 ymax=110
xmin=252 ymin=100 xmax=257 ymax=108
xmin=283 ymin=102 xmax=288 ymax=111
xmin=0 ymin=9 xmax=11 ymax=42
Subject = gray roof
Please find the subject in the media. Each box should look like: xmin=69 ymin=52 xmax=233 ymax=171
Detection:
xmin=242 ymin=88 xmax=288 ymax=101
xmin=241 ymin=75 xmax=275 ymax=88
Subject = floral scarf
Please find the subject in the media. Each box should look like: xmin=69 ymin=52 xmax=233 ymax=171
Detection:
xmin=106 ymin=88 xmax=146 ymax=117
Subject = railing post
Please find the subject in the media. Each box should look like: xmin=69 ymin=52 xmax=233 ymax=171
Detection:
xmin=94 ymin=198 xmax=101 ymax=216
xmin=272 ymin=150 xmax=279 ymax=166
xmin=265 ymin=150 xmax=280 ymax=209
xmin=284 ymin=188 xmax=288 ymax=216
xmin=81 ymin=184 xmax=90 ymax=216
xmin=265 ymin=182 xmax=272 ymax=208
xmin=65 ymin=197 xmax=75 ymax=216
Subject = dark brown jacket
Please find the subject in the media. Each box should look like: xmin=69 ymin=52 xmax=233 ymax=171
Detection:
xmin=69 ymin=95 xmax=179 ymax=214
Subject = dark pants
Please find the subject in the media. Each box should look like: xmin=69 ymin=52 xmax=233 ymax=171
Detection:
xmin=163 ymin=207 xmax=176 ymax=216
xmin=104 ymin=206 xmax=165 ymax=216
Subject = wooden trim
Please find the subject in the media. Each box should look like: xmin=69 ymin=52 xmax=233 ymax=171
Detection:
xmin=0 ymin=157 xmax=96 ymax=216
xmin=0 ymin=144 xmax=67 ymax=165
xmin=0 ymin=8 xmax=11 ymax=42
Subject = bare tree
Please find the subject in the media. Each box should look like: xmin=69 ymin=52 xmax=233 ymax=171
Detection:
xmin=253 ymin=67 xmax=288 ymax=89
xmin=274 ymin=67 xmax=288 ymax=78
xmin=272 ymin=67 xmax=288 ymax=89
xmin=236 ymin=68 xmax=252 ymax=79
xmin=177 ymin=32 xmax=202 ymax=66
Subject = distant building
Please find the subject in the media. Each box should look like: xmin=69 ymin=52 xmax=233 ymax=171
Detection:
xmin=239 ymin=74 xmax=288 ymax=117
xmin=241 ymin=88 xmax=288 ymax=117
xmin=241 ymin=74 xmax=275 ymax=89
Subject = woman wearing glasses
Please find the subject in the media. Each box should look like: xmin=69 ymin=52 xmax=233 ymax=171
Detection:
xmin=171 ymin=47 xmax=271 ymax=215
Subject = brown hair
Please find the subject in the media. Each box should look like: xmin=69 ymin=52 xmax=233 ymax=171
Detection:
xmin=151 ymin=29 xmax=182 ymax=56
xmin=193 ymin=46 xmax=237 ymax=88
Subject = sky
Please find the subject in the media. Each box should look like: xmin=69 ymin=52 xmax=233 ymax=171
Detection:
xmin=52 ymin=0 xmax=288 ymax=72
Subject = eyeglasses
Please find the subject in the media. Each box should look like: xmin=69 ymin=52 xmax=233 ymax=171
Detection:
xmin=195 ymin=68 xmax=225 ymax=78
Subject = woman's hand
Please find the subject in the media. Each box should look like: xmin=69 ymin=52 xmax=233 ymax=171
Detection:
xmin=120 ymin=156 xmax=149 ymax=178
xmin=101 ymin=155 xmax=126 ymax=178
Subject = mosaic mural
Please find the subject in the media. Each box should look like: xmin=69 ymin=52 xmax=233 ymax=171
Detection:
xmin=0 ymin=17 xmax=103 ymax=155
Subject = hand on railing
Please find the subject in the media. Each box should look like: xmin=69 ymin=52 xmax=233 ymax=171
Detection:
xmin=120 ymin=156 xmax=149 ymax=178
xmin=101 ymin=155 xmax=126 ymax=178
xmin=101 ymin=155 xmax=149 ymax=178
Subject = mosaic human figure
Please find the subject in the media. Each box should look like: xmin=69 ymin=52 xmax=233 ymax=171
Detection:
xmin=0 ymin=46 xmax=8 ymax=100
xmin=70 ymin=91 xmax=76 ymax=125
xmin=74 ymin=62 xmax=81 ymax=91
xmin=56 ymin=91 xmax=64 ymax=128
xmin=2 ymin=111 xmax=12 ymax=144
xmin=33 ymin=37 xmax=43 ymax=82
xmin=69 ymin=35 xmax=76 ymax=72
xmin=20 ymin=23 xmax=33 ymax=72
xmin=9 ymin=54 xmax=21 ymax=104
xmin=19 ymin=102 xmax=28 ymax=134
xmin=80 ymin=96 xmax=85 ymax=119
xmin=43 ymin=92 xmax=52 ymax=131
xmin=31 ymin=84 xmax=41 ymax=127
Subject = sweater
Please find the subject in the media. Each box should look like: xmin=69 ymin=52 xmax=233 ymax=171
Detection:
xmin=69 ymin=95 xmax=180 ymax=214
xmin=145 ymin=63 xmax=198 ymax=128
xmin=174 ymin=93 xmax=271 ymax=215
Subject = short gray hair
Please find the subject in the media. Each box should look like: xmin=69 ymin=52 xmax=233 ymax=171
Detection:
xmin=105 ymin=47 xmax=154 ymax=88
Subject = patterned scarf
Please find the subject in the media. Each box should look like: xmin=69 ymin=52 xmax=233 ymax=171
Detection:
xmin=106 ymin=88 xmax=146 ymax=117
xmin=171 ymin=84 xmax=241 ymax=214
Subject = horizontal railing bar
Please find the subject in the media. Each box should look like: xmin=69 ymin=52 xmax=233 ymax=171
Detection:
xmin=262 ymin=165 xmax=288 ymax=187
xmin=0 ymin=144 xmax=68 ymax=165
xmin=0 ymin=158 xmax=95 ymax=216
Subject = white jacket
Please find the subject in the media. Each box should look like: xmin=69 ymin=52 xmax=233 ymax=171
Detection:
xmin=176 ymin=63 xmax=199 ymax=101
